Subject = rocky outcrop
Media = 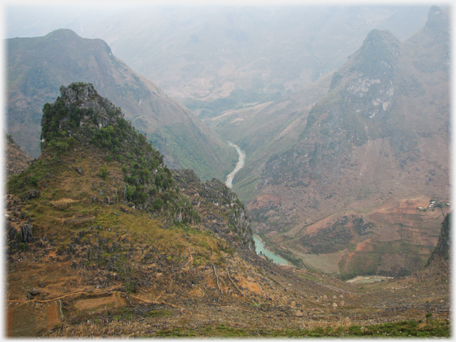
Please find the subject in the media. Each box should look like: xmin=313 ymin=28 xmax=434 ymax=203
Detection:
xmin=201 ymin=178 xmax=254 ymax=251
xmin=201 ymin=178 xmax=238 ymax=207
xmin=228 ymin=206 xmax=254 ymax=252
xmin=41 ymin=83 xmax=175 ymax=211
xmin=173 ymin=169 xmax=255 ymax=252
xmin=259 ymin=29 xmax=403 ymax=191
xmin=40 ymin=83 xmax=124 ymax=146
xmin=20 ymin=224 xmax=34 ymax=243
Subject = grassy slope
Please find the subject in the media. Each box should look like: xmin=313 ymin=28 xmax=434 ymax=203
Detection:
xmin=8 ymin=145 xmax=227 ymax=265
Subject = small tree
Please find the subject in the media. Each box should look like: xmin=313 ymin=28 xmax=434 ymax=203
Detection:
xmin=99 ymin=164 xmax=108 ymax=179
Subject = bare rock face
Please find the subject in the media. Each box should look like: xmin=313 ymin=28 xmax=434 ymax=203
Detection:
xmin=201 ymin=178 xmax=238 ymax=207
xmin=59 ymin=84 xmax=120 ymax=127
xmin=201 ymin=178 xmax=255 ymax=251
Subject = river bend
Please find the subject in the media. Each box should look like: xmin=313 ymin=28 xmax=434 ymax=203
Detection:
xmin=225 ymin=141 xmax=245 ymax=189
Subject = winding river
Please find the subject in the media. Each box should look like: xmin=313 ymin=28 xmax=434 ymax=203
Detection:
xmin=225 ymin=141 xmax=290 ymax=265
xmin=225 ymin=141 xmax=246 ymax=189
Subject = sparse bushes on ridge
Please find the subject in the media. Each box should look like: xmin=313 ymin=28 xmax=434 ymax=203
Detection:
xmin=38 ymin=82 xmax=197 ymax=220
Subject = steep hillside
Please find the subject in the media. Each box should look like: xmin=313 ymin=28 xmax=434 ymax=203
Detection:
xmin=6 ymin=83 xmax=255 ymax=335
xmin=240 ymin=6 xmax=450 ymax=278
xmin=7 ymin=29 xmax=237 ymax=181
xmin=5 ymin=83 xmax=449 ymax=338
xmin=6 ymin=134 xmax=32 ymax=181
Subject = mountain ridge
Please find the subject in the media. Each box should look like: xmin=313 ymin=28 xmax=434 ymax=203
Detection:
xmin=9 ymin=5 xmax=425 ymax=116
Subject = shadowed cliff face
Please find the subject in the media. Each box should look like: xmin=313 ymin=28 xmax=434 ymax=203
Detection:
xmin=427 ymin=213 xmax=450 ymax=265
xmin=7 ymin=29 xmax=237 ymax=181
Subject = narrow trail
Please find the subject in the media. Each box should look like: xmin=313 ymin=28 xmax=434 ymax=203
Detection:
xmin=225 ymin=141 xmax=246 ymax=189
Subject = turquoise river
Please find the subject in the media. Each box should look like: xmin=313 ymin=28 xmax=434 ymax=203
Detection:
xmin=253 ymin=235 xmax=291 ymax=266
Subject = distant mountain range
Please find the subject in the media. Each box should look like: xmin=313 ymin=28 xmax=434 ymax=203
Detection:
xmin=7 ymin=5 xmax=430 ymax=116
xmin=215 ymin=6 xmax=450 ymax=278
xmin=6 ymin=29 xmax=237 ymax=181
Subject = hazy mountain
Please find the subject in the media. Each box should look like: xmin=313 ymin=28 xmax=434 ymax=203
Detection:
xmin=6 ymin=29 xmax=237 ymax=181
xmin=225 ymin=6 xmax=450 ymax=278
xmin=5 ymin=134 xmax=32 ymax=181
xmin=6 ymin=5 xmax=429 ymax=115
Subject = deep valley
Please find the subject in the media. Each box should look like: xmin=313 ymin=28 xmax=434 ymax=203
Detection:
xmin=4 ymin=4 xmax=451 ymax=338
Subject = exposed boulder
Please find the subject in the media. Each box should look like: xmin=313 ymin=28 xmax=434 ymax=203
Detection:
xmin=20 ymin=224 xmax=33 ymax=243
xmin=22 ymin=190 xmax=39 ymax=201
